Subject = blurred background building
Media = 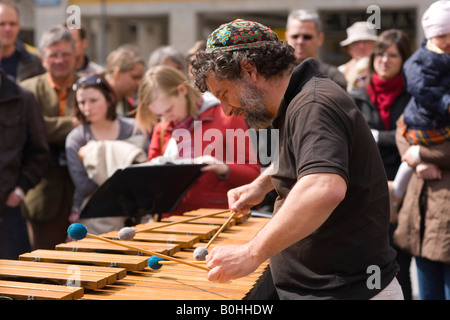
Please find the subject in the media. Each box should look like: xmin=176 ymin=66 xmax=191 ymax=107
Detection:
xmin=17 ymin=0 xmax=435 ymax=66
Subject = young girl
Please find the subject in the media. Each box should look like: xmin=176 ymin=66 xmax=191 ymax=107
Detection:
xmin=66 ymin=74 xmax=145 ymax=234
xmin=136 ymin=65 xmax=260 ymax=217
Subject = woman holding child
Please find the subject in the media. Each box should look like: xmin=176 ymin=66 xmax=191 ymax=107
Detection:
xmin=393 ymin=0 xmax=450 ymax=300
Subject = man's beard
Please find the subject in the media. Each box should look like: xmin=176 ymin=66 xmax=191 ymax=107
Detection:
xmin=235 ymin=79 xmax=274 ymax=130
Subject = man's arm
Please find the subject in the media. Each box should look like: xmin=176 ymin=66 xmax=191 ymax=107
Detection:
xmin=206 ymin=172 xmax=347 ymax=283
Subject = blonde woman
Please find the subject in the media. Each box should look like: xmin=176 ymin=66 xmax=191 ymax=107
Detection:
xmin=136 ymin=65 xmax=260 ymax=217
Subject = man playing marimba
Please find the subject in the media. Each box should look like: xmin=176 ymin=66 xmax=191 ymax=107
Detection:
xmin=191 ymin=19 xmax=402 ymax=300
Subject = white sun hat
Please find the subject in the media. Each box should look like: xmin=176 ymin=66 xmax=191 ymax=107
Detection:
xmin=340 ymin=21 xmax=378 ymax=47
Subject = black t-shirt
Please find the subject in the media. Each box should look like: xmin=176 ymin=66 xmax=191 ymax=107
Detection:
xmin=270 ymin=59 xmax=398 ymax=300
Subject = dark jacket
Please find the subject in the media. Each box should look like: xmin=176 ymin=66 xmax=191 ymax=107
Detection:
xmin=0 ymin=70 xmax=49 ymax=215
xmin=402 ymin=39 xmax=450 ymax=130
xmin=5 ymin=40 xmax=46 ymax=82
xmin=350 ymin=85 xmax=410 ymax=180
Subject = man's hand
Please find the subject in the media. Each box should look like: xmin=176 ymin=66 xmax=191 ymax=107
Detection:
xmin=227 ymin=174 xmax=274 ymax=215
xmin=206 ymin=243 xmax=262 ymax=283
xmin=5 ymin=187 xmax=24 ymax=208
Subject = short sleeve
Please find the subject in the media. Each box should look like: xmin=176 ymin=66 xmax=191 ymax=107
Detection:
xmin=288 ymin=102 xmax=350 ymax=184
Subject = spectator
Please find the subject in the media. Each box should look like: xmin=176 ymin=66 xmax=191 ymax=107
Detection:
xmin=345 ymin=56 xmax=370 ymax=92
xmin=66 ymin=74 xmax=146 ymax=234
xmin=186 ymin=40 xmax=206 ymax=82
xmin=0 ymin=0 xmax=44 ymax=82
xmin=148 ymin=45 xmax=187 ymax=76
xmin=65 ymin=24 xmax=104 ymax=76
xmin=20 ymin=25 xmax=79 ymax=250
xmin=350 ymin=30 xmax=412 ymax=181
xmin=338 ymin=21 xmax=377 ymax=86
xmin=350 ymin=29 xmax=413 ymax=300
xmin=394 ymin=0 xmax=450 ymax=300
xmin=0 ymin=38 xmax=49 ymax=259
xmin=285 ymin=10 xmax=347 ymax=89
xmin=104 ymin=44 xmax=146 ymax=117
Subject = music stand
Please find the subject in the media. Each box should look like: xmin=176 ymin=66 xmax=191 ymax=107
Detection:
xmin=79 ymin=163 xmax=206 ymax=222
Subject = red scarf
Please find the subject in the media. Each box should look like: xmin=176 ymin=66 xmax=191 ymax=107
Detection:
xmin=366 ymin=72 xmax=404 ymax=130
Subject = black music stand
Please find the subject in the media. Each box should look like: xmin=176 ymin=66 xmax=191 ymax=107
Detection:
xmin=79 ymin=163 xmax=206 ymax=223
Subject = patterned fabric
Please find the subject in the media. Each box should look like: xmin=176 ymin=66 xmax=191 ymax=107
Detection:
xmin=399 ymin=118 xmax=450 ymax=146
xmin=206 ymin=19 xmax=279 ymax=53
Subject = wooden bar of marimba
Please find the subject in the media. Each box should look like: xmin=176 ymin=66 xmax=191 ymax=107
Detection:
xmin=0 ymin=280 xmax=84 ymax=300
xmin=0 ymin=208 xmax=274 ymax=300
xmin=55 ymin=238 xmax=180 ymax=256
xmin=104 ymin=232 xmax=199 ymax=249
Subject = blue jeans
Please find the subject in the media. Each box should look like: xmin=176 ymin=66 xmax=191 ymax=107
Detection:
xmin=416 ymin=257 xmax=450 ymax=300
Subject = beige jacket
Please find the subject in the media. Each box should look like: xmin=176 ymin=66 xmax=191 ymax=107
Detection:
xmin=82 ymin=135 xmax=147 ymax=185
xmin=394 ymin=117 xmax=450 ymax=264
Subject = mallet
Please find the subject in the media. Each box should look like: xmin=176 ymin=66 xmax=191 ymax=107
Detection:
xmin=147 ymin=256 xmax=206 ymax=270
xmin=67 ymin=223 xmax=209 ymax=271
xmin=193 ymin=211 xmax=238 ymax=261
xmin=118 ymin=209 xmax=231 ymax=241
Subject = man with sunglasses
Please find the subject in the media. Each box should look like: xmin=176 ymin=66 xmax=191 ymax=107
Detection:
xmin=285 ymin=10 xmax=347 ymax=90
xmin=20 ymin=25 xmax=80 ymax=251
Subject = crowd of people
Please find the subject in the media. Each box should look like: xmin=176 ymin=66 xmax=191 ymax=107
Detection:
xmin=0 ymin=0 xmax=448 ymax=300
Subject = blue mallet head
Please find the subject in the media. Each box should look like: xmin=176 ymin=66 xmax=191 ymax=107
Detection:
xmin=148 ymin=256 xmax=164 ymax=270
xmin=67 ymin=223 xmax=87 ymax=240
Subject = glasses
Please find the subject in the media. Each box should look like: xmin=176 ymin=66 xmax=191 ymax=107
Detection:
xmin=72 ymin=74 xmax=104 ymax=91
xmin=374 ymin=51 xmax=400 ymax=59
xmin=289 ymin=34 xmax=314 ymax=41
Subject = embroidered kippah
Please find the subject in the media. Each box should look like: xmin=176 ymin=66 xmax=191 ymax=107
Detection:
xmin=205 ymin=19 xmax=279 ymax=53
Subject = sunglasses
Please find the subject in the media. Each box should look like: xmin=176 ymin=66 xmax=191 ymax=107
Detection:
xmin=72 ymin=74 xmax=104 ymax=91
xmin=289 ymin=34 xmax=314 ymax=41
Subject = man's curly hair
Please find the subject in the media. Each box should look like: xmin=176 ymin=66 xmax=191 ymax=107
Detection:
xmin=192 ymin=41 xmax=296 ymax=93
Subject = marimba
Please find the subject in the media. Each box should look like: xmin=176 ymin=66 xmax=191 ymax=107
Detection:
xmin=0 ymin=209 xmax=275 ymax=300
